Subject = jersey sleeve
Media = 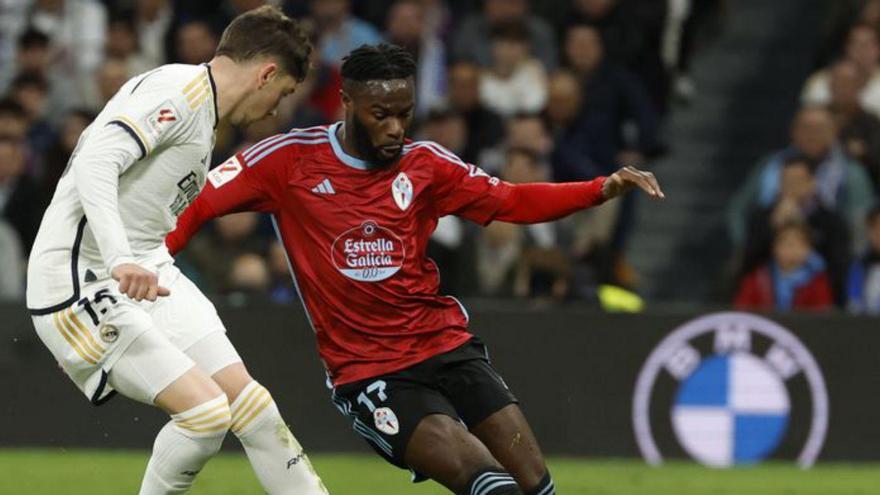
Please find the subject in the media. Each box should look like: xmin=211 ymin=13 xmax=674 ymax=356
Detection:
xmin=166 ymin=142 xmax=288 ymax=255
xmin=427 ymin=144 xmax=512 ymax=225
xmin=106 ymin=71 xmax=201 ymax=161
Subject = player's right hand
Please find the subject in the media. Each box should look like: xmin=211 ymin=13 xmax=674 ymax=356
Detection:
xmin=111 ymin=263 xmax=171 ymax=301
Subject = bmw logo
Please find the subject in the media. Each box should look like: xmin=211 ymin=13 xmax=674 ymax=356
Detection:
xmin=632 ymin=312 xmax=828 ymax=468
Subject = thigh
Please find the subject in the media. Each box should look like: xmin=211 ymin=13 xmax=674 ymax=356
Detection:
xmin=108 ymin=327 xmax=201 ymax=410
xmin=184 ymin=331 xmax=247 ymax=400
xmin=405 ymin=414 xmax=503 ymax=493
xmin=332 ymin=375 xmax=459 ymax=473
xmin=470 ymin=404 xmax=547 ymax=491
xmin=149 ymin=267 xmax=226 ymax=351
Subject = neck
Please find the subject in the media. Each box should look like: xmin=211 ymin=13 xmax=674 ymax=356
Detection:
xmin=206 ymin=56 xmax=251 ymax=124
xmin=337 ymin=122 xmax=366 ymax=160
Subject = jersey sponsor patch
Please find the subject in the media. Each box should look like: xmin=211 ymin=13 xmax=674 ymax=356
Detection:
xmin=374 ymin=407 xmax=399 ymax=435
xmin=331 ymin=221 xmax=405 ymax=282
xmin=391 ymin=172 xmax=413 ymax=211
xmin=208 ymin=156 xmax=243 ymax=188
xmin=144 ymin=101 xmax=179 ymax=141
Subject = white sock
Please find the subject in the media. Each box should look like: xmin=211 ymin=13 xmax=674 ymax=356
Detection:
xmin=139 ymin=395 xmax=231 ymax=495
xmin=231 ymin=381 xmax=327 ymax=494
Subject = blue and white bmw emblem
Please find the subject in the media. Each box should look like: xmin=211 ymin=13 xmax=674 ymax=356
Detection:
xmin=633 ymin=312 xmax=828 ymax=468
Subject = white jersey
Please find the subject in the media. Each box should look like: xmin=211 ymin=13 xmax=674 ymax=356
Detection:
xmin=27 ymin=64 xmax=218 ymax=313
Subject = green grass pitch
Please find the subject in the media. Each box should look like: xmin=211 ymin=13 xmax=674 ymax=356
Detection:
xmin=1 ymin=449 xmax=879 ymax=494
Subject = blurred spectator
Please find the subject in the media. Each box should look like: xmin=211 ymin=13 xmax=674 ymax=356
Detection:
xmin=827 ymin=60 xmax=880 ymax=190
xmin=0 ymin=134 xmax=45 ymax=252
xmin=479 ymin=21 xmax=548 ymax=118
xmin=0 ymin=0 xmax=30 ymax=95
xmin=310 ymin=0 xmax=382 ymax=66
xmin=803 ymin=24 xmax=880 ymax=117
xmin=563 ymin=23 xmax=661 ymax=170
xmin=41 ymin=109 xmax=94 ymax=198
xmin=420 ymin=107 xmax=468 ymax=294
xmin=227 ymin=252 xmax=271 ymax=294
xmin=847 ymin=206 xmax=880 ymax=313
xmin=570 ymin=0 xmax=670 ymax=113
xmin=106 ymin=14 xmax=154 ymax=78
xmin=478 ymin=147 xmax=570 ymax=299
xmin=419 ymin=107 xmax=467 ymax=157
xmin=742 ymin=156 xmax=850 ymax=306
xmin=268 ymin=240 xmax=296 ymax=303
xmin=0 ymin=100 xmax=28 ymax=140
xmin=9 ymin=73 xmax=56 ymax=158
xmin=187 ymin=212 xmax=270 ymax=293
xmin=819 ymin=0 xmax=880 ymax=68
xmin=135 ymin=0 xmax=173 ymax=68
xmin=14 ymin=28 xmax=52 ymax=81
xmin=174 ymin=20 xmax=219 ymax=64
xmin=31 ymin=0 xmax=108 ymax=119
xmin=546 ymin=70 xmax=603 ymax=182
xmin=86 ymin=57 xmax=130 ymax=111
xmin=735 ymin=222 xmax=834 ymax=312
xmin=479 ymin=113 xmax=553 ymax=176
xmin=0 ymin=219 xmax=24 ymax=300
xmin=452 ymin=0 xmax=558 ymax=71
xmin=446 ymin=62 xmax=504 ymax=164
xmin=728 ymin=107 xmax=874 ymax=248
xmin=385 ymin=0 xmax=446 ymax=117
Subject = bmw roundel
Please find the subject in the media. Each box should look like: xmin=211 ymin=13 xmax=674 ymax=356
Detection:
xmin=632 ymin=312 xmax=828 ymax=468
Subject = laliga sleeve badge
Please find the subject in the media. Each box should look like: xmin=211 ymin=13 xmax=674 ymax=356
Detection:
xmin=374 ymin=407 xmax=400 ymax=435
xmin=391 ymin=172 xmax=413 ymax=211
xmin=208 ymin=156 xmax=243 ymax=188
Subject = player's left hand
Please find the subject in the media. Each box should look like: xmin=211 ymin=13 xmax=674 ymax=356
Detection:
xmin=602 ymin=166 xmax=665 ymax=200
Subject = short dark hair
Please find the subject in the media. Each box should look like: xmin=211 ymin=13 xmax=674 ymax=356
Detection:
xmin=11 ymin=72 xmax=49 ymax=93
xmin=18 ymin=28 xmax=49 ymax=50
xmin=0 ymin=99 xmax=26 ymax=119
xmin=341 ymin=44 xmax=417 ymax=83
xmin=215 ymin=5 xmax=312 ymax=82
xmin=489 ymin=20 xmax=530 ymax=43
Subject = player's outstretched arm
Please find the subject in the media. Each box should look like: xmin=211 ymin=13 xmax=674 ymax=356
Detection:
xmin=491 ymin=167 xmax=664 ymax=225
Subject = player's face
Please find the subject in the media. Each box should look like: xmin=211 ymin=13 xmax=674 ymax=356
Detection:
xmin=343 ymin=78 xmax=415 ymax=165
xmin=237 ymin=66 xmax=299 ymax=126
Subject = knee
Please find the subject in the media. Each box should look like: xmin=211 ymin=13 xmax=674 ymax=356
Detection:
xmin=229 ymin=381 xmax=277 ymax=436
xmin=171 ymin=394 xmax=232 ymax=452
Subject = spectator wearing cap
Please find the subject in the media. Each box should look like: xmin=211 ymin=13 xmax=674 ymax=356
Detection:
xmin=479 ymin=20 xmax=548 ymax=118
xmin=446 ymin=61 xmax=505 ymax=164
xmin=452 ymin=0 xmax=557 ymax=71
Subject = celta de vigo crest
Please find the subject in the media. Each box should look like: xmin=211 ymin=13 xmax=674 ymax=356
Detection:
xmin=632 ymin=312 xmax=828 ymax=468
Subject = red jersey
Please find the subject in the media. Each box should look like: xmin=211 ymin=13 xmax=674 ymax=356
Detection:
xmin=169 ymin=123 xmax=606 ymax=385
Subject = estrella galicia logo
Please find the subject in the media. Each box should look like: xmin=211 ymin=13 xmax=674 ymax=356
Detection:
xmin=632 ymin=312 xmax=828 ymax=468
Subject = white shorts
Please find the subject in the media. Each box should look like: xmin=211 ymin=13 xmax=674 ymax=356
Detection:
xmin=32 ymin=263 xmax=242 ymax=405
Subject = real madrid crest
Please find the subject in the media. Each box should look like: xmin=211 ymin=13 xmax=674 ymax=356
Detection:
xmin=100 ymin=324 xmax=120 ymax=343
xmin=391 ymin=172 xmax=413 ymax=211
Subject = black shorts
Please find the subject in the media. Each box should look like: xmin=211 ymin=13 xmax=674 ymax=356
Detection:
xmin=330 ymin=337 xmax=518 ymax=473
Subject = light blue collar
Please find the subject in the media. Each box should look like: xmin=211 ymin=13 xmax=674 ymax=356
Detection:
xmin=329 ymin=122 xmax=372 ymax=170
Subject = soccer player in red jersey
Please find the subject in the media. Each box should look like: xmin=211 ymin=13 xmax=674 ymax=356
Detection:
xmin=167 ymin=44 xmax=664 ymax=495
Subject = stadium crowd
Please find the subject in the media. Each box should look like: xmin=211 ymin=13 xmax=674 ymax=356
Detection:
xmin=0 ymin=0 xmax=718 ymax=304
xmin=729 ymin=0 xmax=880 ymax=314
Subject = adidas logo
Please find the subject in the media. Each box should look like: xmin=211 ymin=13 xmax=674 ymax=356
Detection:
xmin=311 ymin=178 xmax=335 ymax=195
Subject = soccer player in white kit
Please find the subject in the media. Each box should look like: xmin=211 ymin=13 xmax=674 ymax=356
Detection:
xmin=25 ymin=7 xmax=327 ymax=494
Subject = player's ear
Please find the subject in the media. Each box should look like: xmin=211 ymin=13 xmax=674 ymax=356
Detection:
xmin=257 ymin=63 xmax=279 ymax=90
